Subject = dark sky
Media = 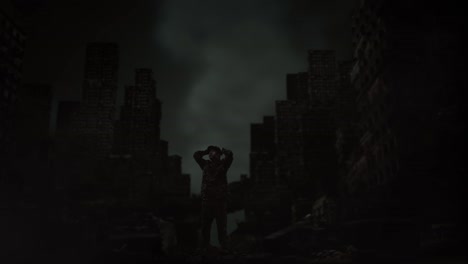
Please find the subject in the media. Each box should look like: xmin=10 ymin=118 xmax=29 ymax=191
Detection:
xmin=13 ymin=0 xmax=358 ymax=194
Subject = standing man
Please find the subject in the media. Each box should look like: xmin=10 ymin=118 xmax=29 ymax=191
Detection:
xmin=193 ymin=145 xmax=233 ymax=251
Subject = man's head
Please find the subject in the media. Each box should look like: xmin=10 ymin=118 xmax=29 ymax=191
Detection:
xmin=208 ymin=146 xmax=222 ymax=161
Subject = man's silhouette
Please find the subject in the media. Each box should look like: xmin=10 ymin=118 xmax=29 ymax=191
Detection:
xmin=193 ymin=145 xmax=233 ymax=251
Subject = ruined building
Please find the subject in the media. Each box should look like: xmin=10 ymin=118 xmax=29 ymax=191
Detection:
xmin=246 ymin=50 xmax=345 ymax=230
xmin=338 ymin=0 xmax=466 ymax=251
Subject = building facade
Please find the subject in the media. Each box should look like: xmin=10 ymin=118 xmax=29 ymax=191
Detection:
xmin=73 ymin=43 xmax=119 ymax=159
xmin=338 ymin=0 xmax=466 ymax=251
xmin=115 ymin=69 xmax=161 ymax=158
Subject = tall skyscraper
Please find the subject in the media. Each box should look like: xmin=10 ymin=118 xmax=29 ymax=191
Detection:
xmin=116 ymin=69 xmax=161 ymax=157
xmin=74 ymin=43 xmax=119 ymax=159
xmin=247 ymin=51 xmax=341 ymax=225
xmin=112 ymin=68 xmax=184 ymax=207
xmin=274 ymin=50 xmax=340 ymax=198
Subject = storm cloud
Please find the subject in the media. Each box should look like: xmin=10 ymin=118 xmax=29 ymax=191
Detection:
xmin=158 ymin=0 xmax=302 ymax=192
xmin=157 ymin=0 xmax=357 ymax=193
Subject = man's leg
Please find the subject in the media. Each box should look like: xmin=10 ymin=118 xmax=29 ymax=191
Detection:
xmin=201 ymin=202 xmax=214 ymax=249
xmin=215 ymin=202 xmax=228 ymax=250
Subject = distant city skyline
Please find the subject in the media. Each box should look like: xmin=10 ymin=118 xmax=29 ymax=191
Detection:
xmin=12 ymin=0 xmax=358 ymax=193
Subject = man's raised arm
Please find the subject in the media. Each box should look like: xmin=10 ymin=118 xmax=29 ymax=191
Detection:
xmin=221 ymin=148 xmax=234 ymax=170
xmin=193 ymin=146 xmax=210 ymax=169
